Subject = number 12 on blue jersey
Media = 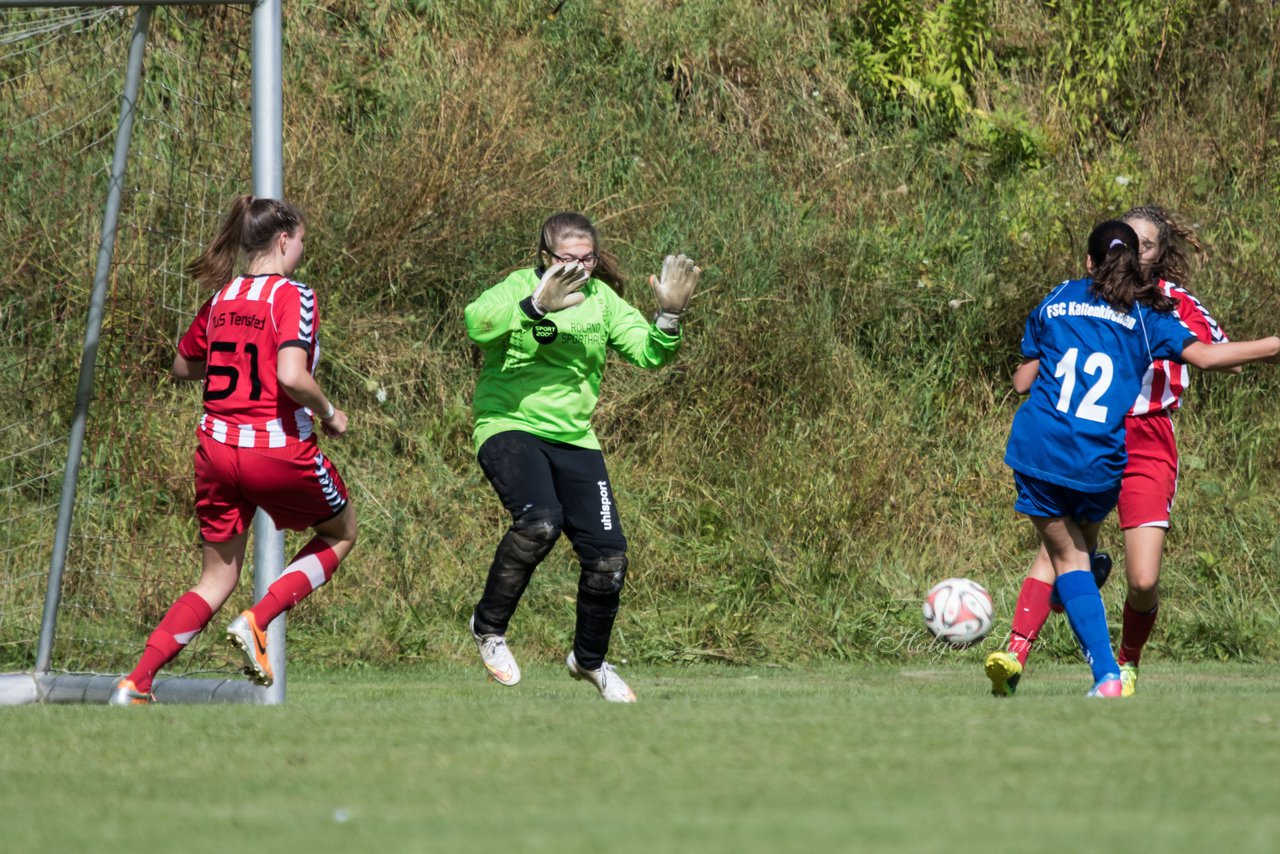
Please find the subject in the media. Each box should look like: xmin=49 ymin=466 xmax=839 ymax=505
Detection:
xmin=1054 ymin=347 xmax=1113 ymax=424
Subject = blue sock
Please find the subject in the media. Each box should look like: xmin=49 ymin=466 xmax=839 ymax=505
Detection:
xmin=1055 ymin=570 xmax=1119 ymax=683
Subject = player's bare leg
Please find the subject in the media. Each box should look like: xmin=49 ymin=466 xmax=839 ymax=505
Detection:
xmin=1118 ymin=526 xmax=1165 ymax=695
xmin=195 ymin=531 xmax=250 ymax=611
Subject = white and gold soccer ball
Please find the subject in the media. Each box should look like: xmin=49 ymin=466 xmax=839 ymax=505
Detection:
xmin=922 ymin=577 xmax=993 ymax=648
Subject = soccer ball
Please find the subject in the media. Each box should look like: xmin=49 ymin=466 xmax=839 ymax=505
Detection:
xmin=922 ymin=577 xmax=993 ymax=648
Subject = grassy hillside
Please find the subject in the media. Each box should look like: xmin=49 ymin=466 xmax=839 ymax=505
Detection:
xmin=4 ymin=1 xmax=1280 ymax=669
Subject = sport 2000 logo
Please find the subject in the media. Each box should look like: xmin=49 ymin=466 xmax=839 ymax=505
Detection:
xmin=532 ymin=319 xmax=558 ymax=345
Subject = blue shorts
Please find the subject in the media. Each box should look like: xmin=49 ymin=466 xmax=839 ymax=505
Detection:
xmin=1013 ymin=472 xmax=1118 ymax=523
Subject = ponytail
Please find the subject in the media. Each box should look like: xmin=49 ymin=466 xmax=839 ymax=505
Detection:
xmin=1087 ymin=220 xmax=1176 ymax=314
xmin=186 ymin=194 xmax=305 ymax=289
xmin=186 ymin=193 xmax=252 ymax=289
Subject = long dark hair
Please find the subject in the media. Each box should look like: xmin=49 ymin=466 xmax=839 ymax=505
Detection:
xmin=186 ymin=194 xmax=305 ymax=289
xmin=1122 ymin=204 xmax=1204 ymax=287
xmin=536 ymin=211 xmax=624 ymax=294
xmin=1087 ymin=220 xmax=1176 ymax=314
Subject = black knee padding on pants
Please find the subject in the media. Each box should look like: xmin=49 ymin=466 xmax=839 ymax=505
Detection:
xmin=473 ymin=509 xmax=563 ymax=635
xmin=579 ymin=553 xmax=628 ymax=598
xmin=573 ymin=553 xmax=628 ymax=670
xmin=500 ymin=510 xmax=562 ymax=571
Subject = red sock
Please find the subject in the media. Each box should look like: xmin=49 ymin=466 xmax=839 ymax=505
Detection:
xmin=1118 ymin=601 xmax=1158 ymax=666
xmin=1007 ymin=578 xmax=1053 ymax=667
xmin=250 ymin=537 xmax=341 ymax=627
xmin=126 ymin=591 xmax=214 ymax=693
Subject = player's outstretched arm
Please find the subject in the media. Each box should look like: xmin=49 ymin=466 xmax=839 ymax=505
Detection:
xmin=1182 ymin=337 xmax=1280 ymax=370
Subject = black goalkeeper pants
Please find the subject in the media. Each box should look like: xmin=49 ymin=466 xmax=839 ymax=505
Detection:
xmin=472 ymin=431 xmax=628 ymax=670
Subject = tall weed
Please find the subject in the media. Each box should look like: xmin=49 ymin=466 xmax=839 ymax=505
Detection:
xmin=4 ymin=1 xmax=1280 ymax=668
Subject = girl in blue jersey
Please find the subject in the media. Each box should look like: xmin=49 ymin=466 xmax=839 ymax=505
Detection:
xmin=1002 ymin=220 xmax=1279 ymax=697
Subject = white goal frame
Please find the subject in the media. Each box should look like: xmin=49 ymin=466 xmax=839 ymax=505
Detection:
xmin=0 ymin=0 xmax=288 ymax=705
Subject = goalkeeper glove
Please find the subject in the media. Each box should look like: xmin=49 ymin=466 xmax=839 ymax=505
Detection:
xmin=649 ymin=254 xmax=700 ymax=332
xmin=532 ymin=262 xmax=589 ymax=314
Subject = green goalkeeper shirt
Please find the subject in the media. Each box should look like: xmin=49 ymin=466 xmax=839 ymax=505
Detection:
xmin=465 ymin=267 xmax=682 ymax=452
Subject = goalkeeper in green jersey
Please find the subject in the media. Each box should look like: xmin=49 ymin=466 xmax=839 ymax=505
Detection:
xmin=463 ymin=211 xmax=700 ymax=703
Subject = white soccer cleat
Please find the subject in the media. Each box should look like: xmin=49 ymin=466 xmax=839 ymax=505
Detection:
xmin=566 ymin=651 xmax=637 ymax=703
xmin=470 ymin=615 xmax=521 ymax=686
xmin=226 ymin=610 xmax=274 ymax=687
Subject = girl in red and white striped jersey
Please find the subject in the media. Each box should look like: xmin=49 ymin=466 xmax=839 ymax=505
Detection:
xmin=989 ymin=205 xmax=1229 ymax=697
xmin=110 ymin=195 xmax=357 ymax=705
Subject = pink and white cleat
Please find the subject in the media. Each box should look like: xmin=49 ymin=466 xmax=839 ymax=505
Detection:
xmin=1086 ymin=674 xmax=1124 ymax=698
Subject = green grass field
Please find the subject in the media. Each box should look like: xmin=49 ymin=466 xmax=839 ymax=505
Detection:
xmin=3 ymin=662 xmax=1279 ymax=853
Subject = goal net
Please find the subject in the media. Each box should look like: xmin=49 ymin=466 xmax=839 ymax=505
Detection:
xmin=0 ymin=2 xmax=283 ymax=704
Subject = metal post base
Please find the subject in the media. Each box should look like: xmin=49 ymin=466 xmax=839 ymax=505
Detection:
xmin=0 ymin=672 xmax=272 ymax=705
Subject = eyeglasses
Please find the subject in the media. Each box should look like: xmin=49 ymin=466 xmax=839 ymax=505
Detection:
xmin=549 ymin=252 xmax=599 ymax=267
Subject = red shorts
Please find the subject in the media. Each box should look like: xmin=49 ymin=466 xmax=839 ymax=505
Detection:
xmin=1116 ymin=412 xmax=1177 ymax=530
xmin=194 ymin=432 xmax=349 ymax=542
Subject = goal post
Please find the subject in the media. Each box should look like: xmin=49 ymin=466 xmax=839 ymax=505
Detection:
xmin=249 ymin=0 xmax=286 ymax=706
xmin=0 ymin=0 xmax=287 ymax=705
